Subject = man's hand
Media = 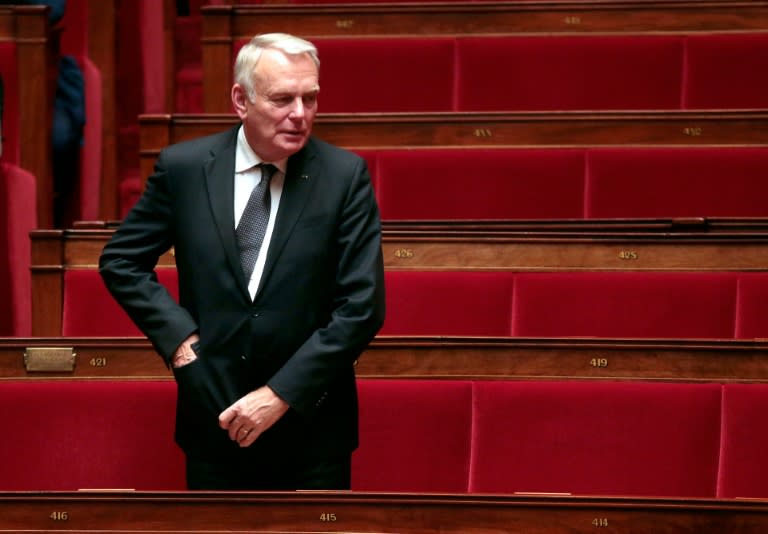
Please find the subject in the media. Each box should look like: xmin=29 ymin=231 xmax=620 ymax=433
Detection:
xmin=171 ymin=334 xmax=200 ymax=368
xmin=219 ymin=386 xmax=290 ymax=447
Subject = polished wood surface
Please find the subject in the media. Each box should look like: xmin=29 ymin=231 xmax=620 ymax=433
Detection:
xmin=3 ymin=336 xmax=768 ymax=382
xmin=1 ymin=491 xmax=768 ymax=533
xmin=201 ymin=1 xmax=768 ymax=112
xmin=0 ymin=5 xmax=55 ymax=227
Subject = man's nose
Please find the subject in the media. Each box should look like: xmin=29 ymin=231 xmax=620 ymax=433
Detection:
xmin=289 ymin=97 xmax=305 ymax=119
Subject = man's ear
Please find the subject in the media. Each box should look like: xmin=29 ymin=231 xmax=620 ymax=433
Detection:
xmin=231 ymin=84 xmax=248 ymax=119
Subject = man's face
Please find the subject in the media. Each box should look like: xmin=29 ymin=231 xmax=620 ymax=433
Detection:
xmin=232 ymin=48 xmax=319 ymax=162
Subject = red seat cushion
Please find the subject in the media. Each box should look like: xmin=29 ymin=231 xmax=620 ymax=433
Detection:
xmin=353 ymin=379 xmax=472 ymax=492
xmin=456 ymin=35 xmax=684 ymax=111
xmin=376 ymin=148 xmax=586 ymax=220
xmin=351 ymin=149 xmax=379 ymax=191
xmin=719 ymin=384 xmax=768 ymax=498
xmin=585 ymin=147 xmax=768 ymax=218
xmin=735 ymin=273 xmax=768 ymax=339
xmin=311 ymin=37 xmax=455 ymax=112
xmin=684 ymin=33 xmax=768 ymax=109
xmin=0 ymin=163 xmax=36 ymax=336
xmin=470 ymin=380 xmax=722 ymax=497
xmin=0 ymin=380 xmax=185 ymax=490
xmin=62 ymin=268 xmax=179 ymax=336
xmin=511 ymin=272 xmax=738 ymax=339
xmin=76 ymin=56 xmax=103 ymax=221
xmin=380 ymin=271 xmax=514 ymax=336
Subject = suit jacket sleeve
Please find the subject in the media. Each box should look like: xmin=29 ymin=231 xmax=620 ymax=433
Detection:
xmin=98 ymin=150 xmax=198 ymax=364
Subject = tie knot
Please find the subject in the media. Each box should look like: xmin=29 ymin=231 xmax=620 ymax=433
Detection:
xmin=260 ymin=163 xmax=277 ymax=184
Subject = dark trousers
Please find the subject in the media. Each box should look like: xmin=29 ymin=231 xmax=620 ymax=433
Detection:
xmin=185 ymin=451 xmax=352 ymax=491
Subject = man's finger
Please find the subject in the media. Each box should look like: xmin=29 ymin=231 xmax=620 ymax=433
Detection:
xmin=218 ymin=403 xmax=239 ymax=429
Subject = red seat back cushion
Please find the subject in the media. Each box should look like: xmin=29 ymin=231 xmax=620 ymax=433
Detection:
xmin=0 ymin=43 xmax=19 ymax=164
xmin=62 ymin=269 xmax=179 ymax=336
xmin=351 ymin=149 xmax=379 ymax=191
xmin=684 ymin=33 xmax=768 ymax=109
xmin=511 ymin=272 xmax=738 ymax=339
xmin=470 ymin=380 xmax=722 ymax=497
xmin=77 ymin=56 xmax=103 ymax=220
xmin=353 ymin=379 xmax=472 ymax=492
xmin=376 ymin=148 xmax=585 ymax=220
xmin=719 ymin=384 xmax=768 ymax=498
xmin=233 ymin=37 xmax=455 ymax=113
xmin=380 ymin=271 xmax=514 ymax=336
xmin=0 ymin=163 xmax=36 ymax=336
xmin=0 ymin=381 xmax=185 ymax=490
xmin=312 ymin=37 xmax=455 ymax=113
xmin=456 ymin=35 xmax=683 ymax=111
xmin=735 ymin=274 xmax=768 ymax=339
xmin=586 ymin=147 xmax=768 ymax=218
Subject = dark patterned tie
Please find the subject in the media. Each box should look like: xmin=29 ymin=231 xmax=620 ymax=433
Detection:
xmin=236 ymin=163 xmax=277 ymax=283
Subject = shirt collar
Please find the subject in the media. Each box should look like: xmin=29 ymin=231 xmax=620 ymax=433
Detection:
xmin=235 ymin=125 xmax=287 ymax=174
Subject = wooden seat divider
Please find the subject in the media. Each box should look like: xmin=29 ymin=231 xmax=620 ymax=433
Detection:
xmin=0 ymin=5 xmax=55 ymax=228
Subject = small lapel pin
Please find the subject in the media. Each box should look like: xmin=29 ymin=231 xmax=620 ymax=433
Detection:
xmin=301 ymin=174 xmax=310 ymax=180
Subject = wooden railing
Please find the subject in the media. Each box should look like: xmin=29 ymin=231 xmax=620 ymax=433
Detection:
xmin=1 ymin=491 xmax=768 ymax=533
xmin=4 ymin=336 xmax=768 ymax=382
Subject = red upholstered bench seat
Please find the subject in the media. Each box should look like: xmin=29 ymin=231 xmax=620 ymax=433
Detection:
xmin=380 ymin=271 xmax=515 ymax=336
xmin=0 ymin=163 xmax=36 ymax=336
xmin=456 ymin=35 xmax=684 ymax=111
xmin=372 ymin=148 xmax=586 ymax=221
xmin=585 ymin=147 xmax=768 ymax=218
xmin=359 ymin=146 xmax=768 ymax=221
xmin=0 ymin=380 xmax=185 ymax=491
xmin=353 ymin=379 xmax=473 ymax=492
xmin=469 ymin=380 xmax=722 ymax=497
xmin=62 ymin=268 xmax=179 ymax=337
xmin=734 ymin=274 xmax=768 ymax=340
xmin=511 ymin=271 xmax=740 ymax=339
xmin=718 ymin=383 xmax=768 ymax=499
xmin=684 ymin=32 xmax=768 ymax=109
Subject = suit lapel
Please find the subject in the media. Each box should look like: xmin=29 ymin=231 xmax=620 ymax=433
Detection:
xmin=255 ymin=142 xmax=318 ymax=300
xmin=203 ymin=126 xmax=252 ymax=298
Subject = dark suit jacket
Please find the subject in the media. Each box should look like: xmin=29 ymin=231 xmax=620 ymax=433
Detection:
xmin=99 ymin=126 xmax=385 ymax=459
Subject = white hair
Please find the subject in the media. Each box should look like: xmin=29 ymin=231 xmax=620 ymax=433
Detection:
xmin=234 ymin=33 xmax=320 ymax=99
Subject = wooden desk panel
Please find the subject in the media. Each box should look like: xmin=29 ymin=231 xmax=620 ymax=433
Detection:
xmin=3 ymin=337 xmax=768 ymax=382
xmin=1 ymin=491 xmax=768 ymax=533
xmin=201 ymin=2 xmax=768 ymax=112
